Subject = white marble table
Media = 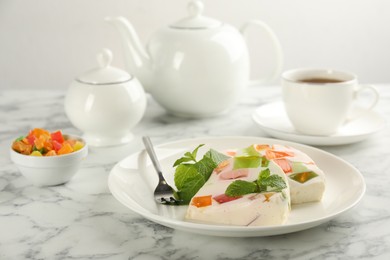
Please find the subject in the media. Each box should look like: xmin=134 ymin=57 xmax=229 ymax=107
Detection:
xmin=1 ymin=85 xmax=389 ymax=259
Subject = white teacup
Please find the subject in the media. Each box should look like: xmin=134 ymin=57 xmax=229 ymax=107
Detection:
xmin=282 ymin=68 xmax=379 ymax=136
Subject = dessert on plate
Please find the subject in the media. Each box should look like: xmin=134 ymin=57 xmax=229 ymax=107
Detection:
xmin=179 ymin=144 xmax=325 ymax=226
xmin=255 ymin=144 xmax=325 ymax=204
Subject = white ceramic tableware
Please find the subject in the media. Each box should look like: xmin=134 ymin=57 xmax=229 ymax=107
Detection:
xmin=10 ymin=135 xmax=88 ymax=187
xmin=106 ymin=0 xmax=283 ymax=117
xmin=252 ymin=101 xmax=386 ymax=146
xmin=108 ymin=136 xmax=365 ymax=237
xmin=65 ymin=49 xmax=147 ymax=147
xmin=282 ymin=69 xmax=379 ymax=136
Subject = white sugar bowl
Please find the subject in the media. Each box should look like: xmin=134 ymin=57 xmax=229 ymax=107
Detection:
xmin=65 ymin=48 xmax=146 ymax=147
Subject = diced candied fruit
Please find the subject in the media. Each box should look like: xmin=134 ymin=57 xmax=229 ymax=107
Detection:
xmin=289 ymin=171 xmax=318 ymax=183
xmin=45 ymin=150 xmax=57 ymax=156
xmin=57 ymin=142 xmax=74 ymax=155
xmin=73 ymin=141 xmax=84 ymax=151
xmin=265 ymin=149 xmax=294 ymax=160
xmin=31 ymin=128 xmax=50 ymax=139
xmin=44 ymin=139 xmax=53 ymax=151
xmin=263 ymin=192 xmax=275 ymax=202
xmin=191 ymin=195 xmax=212 ymax=208
xmin=12 ymin=128 xmax=82 ymax=156
xmin=34 ymin=135 xmax=48 ymax=150
xmin=65 ymin=139 xmax=76 ymax=147
xmin=51 ymin=130 xmax=64 ymax=143
xmin=26 ymin=134 xmax=37 ymax=145
xmin=273 ymin=158 xmax=292 ymax=173
xmin=12 ymin=141 xmax=33 ymax=155
xmin=52 ymin=140 xmax=62 ymax=152
xmin=213 ymin=194 xmax=241 ymax=204
xmin=31 ymin=151 xmax=43 ymax=156
xmin=21 ymin=138 xmax=29 ymax=145
xmin=255 ymin=144 xmax=270 ymax=151
xmin=214 ymin=160 xmax=229 ymax=174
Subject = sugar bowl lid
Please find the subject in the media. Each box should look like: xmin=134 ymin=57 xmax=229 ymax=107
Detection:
xmin=76 ymin=48 xmax=132 ymax=85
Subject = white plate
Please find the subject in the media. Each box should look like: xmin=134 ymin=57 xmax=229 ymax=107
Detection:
xmin=108 ymin=136 xmax=365 ymax=237
xmin=252 ymin=102 xmax=386 ymax=146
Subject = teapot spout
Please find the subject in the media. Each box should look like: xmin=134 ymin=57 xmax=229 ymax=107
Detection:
xmin=105 ymin=16 xmax=153 ymax=92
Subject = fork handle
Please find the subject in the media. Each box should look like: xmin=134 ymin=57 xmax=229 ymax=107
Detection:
xmin=142 ymin=136 xmax=165 ymax=182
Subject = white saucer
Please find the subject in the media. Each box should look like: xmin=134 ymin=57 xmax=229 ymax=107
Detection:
xmin=252 ymin=101 xmax=386 ymax=146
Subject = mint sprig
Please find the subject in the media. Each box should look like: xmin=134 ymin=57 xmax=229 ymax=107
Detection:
xmin=224 ymin=180 xmax=258 ymax=196
xmin=258 ymin=169 xmax=287 ymax=192
xmin=173 ymin=145 xmax=230 ymax=204
xmin=225 ymin=169 xmax=287 ymax=197
xmin=173 ymin=144 xmax=204 ymax=166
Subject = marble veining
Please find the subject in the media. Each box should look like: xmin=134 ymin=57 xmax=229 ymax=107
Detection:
xmin=1 ymin=85 xmax=390 ymax=259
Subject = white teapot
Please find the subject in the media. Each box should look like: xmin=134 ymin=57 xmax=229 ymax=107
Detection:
xmin=65 ymin=49 xmax=146 ymax=147
xmin=106 ymin=0 xmax=283 ymax=117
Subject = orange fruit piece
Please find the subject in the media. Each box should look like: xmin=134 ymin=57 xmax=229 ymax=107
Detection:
xmin=12 ymin=141 xmax=32 ymax=155
xmin=31 ymin=128 xmax=50 ymax=139
xmin=45 ymin=150 xmax=57 ymax=156
xmin=57 ymin=142 xmax=74 ymax=155
xmin=34 ymin=135 xmax=48 ymax=150
xmin=265 ymin=150 xmax=294 ymax=160
xmin=191 ymin=195 xmax=212 ymax=208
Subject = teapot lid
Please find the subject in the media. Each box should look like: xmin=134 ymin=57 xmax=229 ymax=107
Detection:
xmin=76 ymin=49 xmax=132 ymax=85
xmin=170 ymin=0 xmax=222 ymax=29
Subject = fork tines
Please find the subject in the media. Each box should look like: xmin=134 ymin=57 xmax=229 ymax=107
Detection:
xmin=157 ymin=196 xmax=182 ymax=205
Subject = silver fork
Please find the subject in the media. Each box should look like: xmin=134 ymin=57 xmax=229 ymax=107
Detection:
xmin=142 ymin=136 xmax=182 ymax=205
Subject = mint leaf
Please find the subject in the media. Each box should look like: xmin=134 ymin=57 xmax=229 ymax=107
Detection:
xmin=173 ymin=145 xmax=231 ymax=204
xmin=191 ymin=144 xmax=204 ymax=160
xmin=173 ymin=157 xmax=193 ymax=167
xmin=173 ymin=144 xmax=204 ymax=167
xmin=261 ymin=175 xmax=287 ymax=192
xmin=174 ymin=164 xmax=200 ymax=190
xmin=184 ymin=152 xmax=196 ymax=161
xmin=204 ymin=149 xmax=230 ymax=165
xmin=257 ymin=168 xmax=270 ymax=192
xmin=225 ymin=180 xmax=258 ymax=197
xmin=172 ymin=157 xmax=194 ymax=166
xmin=257 ymin=168 xmax=286 ymax=192
xmin=194 ymin=156 xmax=216 ymax=181
xmin=175 ymin=175 xmax=206 ymax=203
xmin=225 ymin=168 xmax=287 ymax=196
xmin=259 ymin=168 xmax=270 ymax=180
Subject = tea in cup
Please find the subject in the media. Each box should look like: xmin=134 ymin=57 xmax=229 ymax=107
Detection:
xmin=282 ymin=68 xmax=379 ymax=136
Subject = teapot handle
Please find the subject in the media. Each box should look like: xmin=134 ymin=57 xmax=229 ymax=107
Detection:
xmin=240 ymin=20 xmax=284 ymax=86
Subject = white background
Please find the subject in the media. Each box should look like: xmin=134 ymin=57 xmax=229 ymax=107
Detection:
xmin=1 ymin=0 xmax=389 ymax=90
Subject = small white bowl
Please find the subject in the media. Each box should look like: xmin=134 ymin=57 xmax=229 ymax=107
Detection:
xmin=10 ymin=135 xmax=88 ymax=187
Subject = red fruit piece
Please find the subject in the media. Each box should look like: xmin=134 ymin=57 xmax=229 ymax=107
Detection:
xmin=26 ymin=134 xmax=37 ymax=145
xmin=51 ymin=130 xmax=64 ymax=143
xmin=213 ymin=194 xmax=242 ymax=204
xmin=53 ymin=140 xmax=62 ymax=152
xmin=219 ymin=168 xmax=249 ymax=180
